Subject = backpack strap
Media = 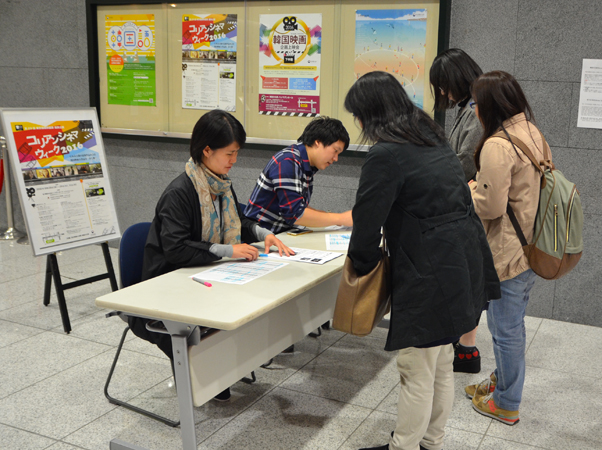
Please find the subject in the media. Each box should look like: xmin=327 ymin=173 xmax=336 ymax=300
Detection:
xmin=491 ymin=130 xmax=545 ymax=176
xmin=506 ymin=203 xmax=528 ymax=247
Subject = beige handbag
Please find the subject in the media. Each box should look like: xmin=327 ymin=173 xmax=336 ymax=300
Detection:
xmin=332 ymin=243 xmax=391 ymax=337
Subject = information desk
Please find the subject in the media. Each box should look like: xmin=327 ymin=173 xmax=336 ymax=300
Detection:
xmin=95 ymin=230 xmax=347 ymax=450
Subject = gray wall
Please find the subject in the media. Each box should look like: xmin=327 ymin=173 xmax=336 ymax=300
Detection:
xmin=1 ymin=0 xmax=601 ymax=327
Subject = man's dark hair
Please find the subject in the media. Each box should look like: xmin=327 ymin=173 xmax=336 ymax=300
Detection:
xmin=471 ymin=71 xmax=535 ymax=171
xmin=190 ymin=110 xmax=246 ymax=164
xmin=344 ymin=71 xmax=445 ymax=147
xmin=430 ymin=48 xmax=483 ymax=111
xmin=298 ymin=116 xmax=350 ymax=151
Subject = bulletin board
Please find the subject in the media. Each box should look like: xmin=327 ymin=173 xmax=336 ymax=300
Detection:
xmin=86 ymin=0 xmax=450 ymax=149
xmin=0 ymin=108 xmax=121 ymax=256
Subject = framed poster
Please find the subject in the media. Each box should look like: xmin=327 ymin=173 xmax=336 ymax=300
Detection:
xmin=258 ymin=13 xmax=322 ymax=116
xmin=0 ymin=108 xmax=121 ymax=256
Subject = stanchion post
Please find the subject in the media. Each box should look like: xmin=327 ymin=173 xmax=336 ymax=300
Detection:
xmin=0 ymin=135 xmax=26 ymax=241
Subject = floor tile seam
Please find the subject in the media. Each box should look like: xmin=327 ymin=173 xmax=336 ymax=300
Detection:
xmin=523 ymin=361 xmax=600 ymax=378
xmin=480 ymin=432 xmax=553 ymax=450
xmin=275 ymin=383 xmax=379 ymax=411
xmin=59 ymin=404 xmax=121 ymax=447
xmin=372 ymin=382 xmax=399 ymax=412
xmin=475 ymin=420 xmax=492 ymax=450
xmin=442 ymin=423 xmax=485 ymax=438
xmin=0 ymin=271 xmax=47 ymax=284
xmin=195 ymin=383 xmax=283 ymax=445
xmin=258 ymin=363 xmax=304 ymax=388
xmin=0 ymin=344 xmax=117 ymax=401
xmin=44 ymin=440 xmax=88 ymax=450
xmin=0 ymin=314 xmax=49 ymax=334
xmin=334 ymin=409 xmax=397 ymax=450
xmin=281 ymin=335 xmax=349 ymax=377
xmin=525 ymin=317 xmax=545 ymax=354
xmin=0 ymin=419 xmax=61 ymax=443
xmin=0 ymin=327 xmax=49 ymax=350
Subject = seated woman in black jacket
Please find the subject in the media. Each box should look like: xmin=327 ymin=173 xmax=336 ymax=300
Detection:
xmin=344 ymin=72 xmax=500 ymax=450
xmin=129 ymin=109 xmax=292 ymax=401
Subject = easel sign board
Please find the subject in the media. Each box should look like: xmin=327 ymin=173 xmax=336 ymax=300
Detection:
xmin=0 ymin=108 xmax=121 ymax=256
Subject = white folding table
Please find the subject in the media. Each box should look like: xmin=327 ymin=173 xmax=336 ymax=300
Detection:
xmin=95 ymin=230 xmax=346 ymax=450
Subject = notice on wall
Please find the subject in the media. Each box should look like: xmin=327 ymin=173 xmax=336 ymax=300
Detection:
xmin=0 ymin=109 xmax=121 ymax=256
xmin=258 ymin=14 xmax=322 ymax=116
xmin=355 ymin=9 xmax=427 ymax=109
xmin=577 ymin=59 xmax=602 ymax=129
xmin=105 ymin=14 xmax=156 ymax=106
xmin=182 ymin=14 xmax=237 ymax=111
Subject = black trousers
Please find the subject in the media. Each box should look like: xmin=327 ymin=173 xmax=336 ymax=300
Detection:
xmin=128 ymin=316 xmax=173 ymax=361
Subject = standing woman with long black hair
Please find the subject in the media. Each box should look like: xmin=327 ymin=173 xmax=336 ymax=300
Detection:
xmin=465 ymin=71 xmax=549 ymax=426
xmin=344 ymin=71 xmax=500 ymax=450
xmin=430 ymin=48 xmax=485 ymax=374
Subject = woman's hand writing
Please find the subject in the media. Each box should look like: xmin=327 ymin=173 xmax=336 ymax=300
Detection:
xmin=232 ymin=244 xmax=260 ymax=261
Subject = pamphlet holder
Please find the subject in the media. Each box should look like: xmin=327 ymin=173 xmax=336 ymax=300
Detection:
xmin=44 ymin=242 xmax=118 ymax=333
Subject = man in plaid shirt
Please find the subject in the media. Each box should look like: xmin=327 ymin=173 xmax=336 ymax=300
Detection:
xmin=245 ymin=117 xmax=353 ymax=233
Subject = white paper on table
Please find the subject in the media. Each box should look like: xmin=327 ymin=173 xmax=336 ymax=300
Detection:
xmin=325 ymin=233 xmax=351 ymax=251
xmin=191 ymin=260 xmax=288 ymax=285
xmin=263 ymin=247 xmax=343 ymax=265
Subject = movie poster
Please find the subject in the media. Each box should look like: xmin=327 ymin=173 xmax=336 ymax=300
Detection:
xmin=258 ymin=14 xmax=322 ymax=116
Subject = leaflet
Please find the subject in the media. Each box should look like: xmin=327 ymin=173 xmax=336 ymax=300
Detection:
xmin=263 ymin=247 xmax=343 ymax=265
xmin=325 ymin=233 xmax=351 ymax=251
xmin=192 ymin=260 xmax=287 ymax=285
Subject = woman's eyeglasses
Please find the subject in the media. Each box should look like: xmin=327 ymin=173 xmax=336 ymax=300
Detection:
xmin=469 ymin=101 xmax=477 ymax=110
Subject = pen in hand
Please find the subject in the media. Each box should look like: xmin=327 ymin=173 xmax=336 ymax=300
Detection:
xmin=259 ymin=253 xmax=269 ymax=257
xmin=193 ymin=277 xmax=212 ymax=287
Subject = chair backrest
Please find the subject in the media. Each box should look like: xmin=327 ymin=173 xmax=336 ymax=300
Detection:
xmin=119 ymin=222 xmax=152 ymax=288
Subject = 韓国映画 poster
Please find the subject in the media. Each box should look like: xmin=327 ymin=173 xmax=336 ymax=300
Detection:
xmin=0 ymin=109 xmax=121 ymax=256
xmin=105 ymin=14 xmax=156 ymax=106
xmin=259 ymin=14 xmax=322 ymax=116
xmin=355 ymin=9 xmax=427 ymax=108
xmin=182 ymin=14 xmax=238 ymax=111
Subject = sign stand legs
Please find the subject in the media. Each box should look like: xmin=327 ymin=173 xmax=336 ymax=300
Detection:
xmin=44 ymin=242 xmax=119 ymax=333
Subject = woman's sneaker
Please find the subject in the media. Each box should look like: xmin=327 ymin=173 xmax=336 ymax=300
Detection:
xmin=453 ymin=343 xmax=481 ymax=373
xmin=465 ymin=372 xmax=497 ymax=399
xmin=472 ymin=392 xmax=520 ymax=426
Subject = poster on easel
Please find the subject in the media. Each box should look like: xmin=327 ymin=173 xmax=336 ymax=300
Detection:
xmin=182 ymin=13 xmax=238 ymax=111
xmin=354 ymin=9 xmax=427 ymax=108
xmin=258 ymin=13 xmax=322 ymax=117
xmin=0 ymin=108 xmax=121 ymax=256
xmin=105 ymin=13 xmax=156 ymax=106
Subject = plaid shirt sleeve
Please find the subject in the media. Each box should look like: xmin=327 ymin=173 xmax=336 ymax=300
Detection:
xmin=268 ymin=153 xmax=309 ymax=223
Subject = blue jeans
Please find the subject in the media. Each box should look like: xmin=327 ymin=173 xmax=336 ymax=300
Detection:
xmin=487 ymin=269 xmax=537 ymax=411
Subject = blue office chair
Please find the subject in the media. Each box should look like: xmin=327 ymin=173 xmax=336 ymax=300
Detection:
xmin=103 ymin=222 xmax=181 ymax=427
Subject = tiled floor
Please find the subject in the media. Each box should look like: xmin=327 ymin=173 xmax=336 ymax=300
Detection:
xmin=1 ymin=238 xmax=601 ymax=450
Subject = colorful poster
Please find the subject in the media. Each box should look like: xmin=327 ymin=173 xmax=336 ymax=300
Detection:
xmin=0 ymin=109 xmax=121 ymax=256
xmin=355 ymin=9 xmax=427 ymax=108
xmin=182 ymin=14 xmax=238 ymax=111
xmin=105 ymin=14 xmax=156 ymax=106
xmin=259 ymin=14 xmax=322 ymax=116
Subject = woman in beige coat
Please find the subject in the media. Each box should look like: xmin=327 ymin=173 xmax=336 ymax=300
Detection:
xmin=466 ymin=71 xmax=550 ymax=426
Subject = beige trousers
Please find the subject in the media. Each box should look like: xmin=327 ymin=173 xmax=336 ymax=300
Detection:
xmin=390 ymin=344 xmax=454 ymax=450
